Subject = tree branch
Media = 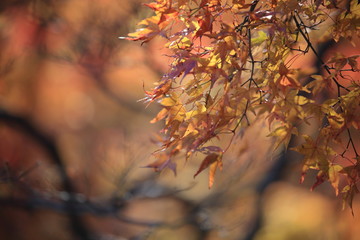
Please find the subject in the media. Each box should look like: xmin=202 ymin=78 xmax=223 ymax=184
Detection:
xmin=0 ymin=109 xmax=92 ymax=240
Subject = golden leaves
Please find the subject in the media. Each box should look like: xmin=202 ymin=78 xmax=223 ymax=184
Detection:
xmin=331 ymin=0 xmax=360 ymax=43
xmin=125 ymin=0 xmax=360 ymax=204
xmin=251 ymin=31 xmax=268 ymax=45
xmin=268 ymin=124 xmax=297 ymax=150
xmin=124 ymin=14 xmax=162 ymax=42
xmin=121 ymin=0 xmax=179 ymax=43
xmin=340 ymin=88 xmax=360 ymax=129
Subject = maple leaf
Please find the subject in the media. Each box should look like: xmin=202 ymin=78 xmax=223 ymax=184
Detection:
xmin=142 ymin=80 xmax=171 ymax=103
xmin=342 ymin=185 xmax=359 ymax=215
xmin=193 ymin=10 xmax=214 ymax=39
xmin=194 ymin=153 xmax=223 ymax=188
xmin=328 ymin=164 xmax=343 ymax=196
xmin=143 ymin=0 xmax=168 ymax=12
xmin=145 ymin=1 xmax=179 ymax=28
xmin=150 ymin=108 xmax=168 ymax=123
xmin=310 ymin=170 xmax=327 ymax=192
xmin=120 ymin=15 xmax=162 ymax=43
xmin=144 ymin=156 xmax=177 ymax=175
xmin=276 ymin=62 xmax=300 ymax=89
xmin=267 ymin=123 xmax=297 ymax=150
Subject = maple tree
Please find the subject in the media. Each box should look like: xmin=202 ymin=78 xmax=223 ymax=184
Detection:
xmin=124 ymin=0 xmax=360 ymax=208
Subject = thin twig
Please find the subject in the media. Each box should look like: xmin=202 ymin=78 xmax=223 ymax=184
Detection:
xmin=293 ymin=12 xmax=350 ymax=96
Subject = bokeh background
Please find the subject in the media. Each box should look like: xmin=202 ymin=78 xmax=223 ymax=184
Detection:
xmin=0 ymin=1 xmax=359 ymax=240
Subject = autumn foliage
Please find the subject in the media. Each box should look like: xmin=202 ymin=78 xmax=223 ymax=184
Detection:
xmin=125 ymin=0 xmax=360 ymax=208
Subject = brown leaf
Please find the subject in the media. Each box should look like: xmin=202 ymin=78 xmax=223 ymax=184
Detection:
xmin=194 ymin=153 xmax=219 ymax=178
xmin=144 ymin=158 xmax=177 ymax=175
xmin=150 ymin=108 xmax=168 ymax=123
xmin=208 ymin=159 xmax=222 ymax=188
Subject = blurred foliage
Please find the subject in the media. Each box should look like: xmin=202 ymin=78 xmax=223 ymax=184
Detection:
xmin=0 ymin=0 xmax=359 ymax=240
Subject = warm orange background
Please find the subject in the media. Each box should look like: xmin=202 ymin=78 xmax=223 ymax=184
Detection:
xmin=0 ymin=1 xmax=359 ymax=240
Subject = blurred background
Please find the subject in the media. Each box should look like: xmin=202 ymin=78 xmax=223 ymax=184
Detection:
xmin=0 ymin=0 xmax=359 ymax=239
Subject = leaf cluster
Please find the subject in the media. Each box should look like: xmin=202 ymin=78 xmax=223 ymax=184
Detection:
xmin=124 ymin=0 xmax=360 ymax=208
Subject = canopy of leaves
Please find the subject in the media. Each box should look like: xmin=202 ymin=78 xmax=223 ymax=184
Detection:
xmin=125 ymin=0 xmax=360 ymax=208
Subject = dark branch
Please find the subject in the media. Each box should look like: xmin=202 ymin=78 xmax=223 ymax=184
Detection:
xmin=0 ymin=109 xmax=92 ymax=240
